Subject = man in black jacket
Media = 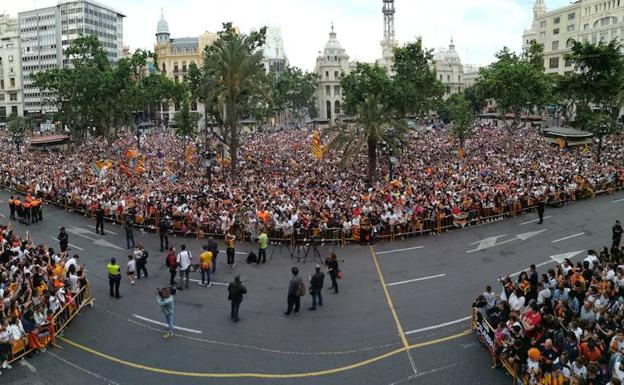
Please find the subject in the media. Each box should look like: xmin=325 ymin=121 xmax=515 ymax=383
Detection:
xmin=613 ymin=220 xmax=623 ymax=249
xmin=158 ymin=217 xmax=169 ymax=252
xmin=95 ymin=204 xmax=105 ymax=235
xmin=227 ymin=275 xmax=247 ymax=322
xmin=207 ymin=237 xmax=219 ymax=273
xmin=308 ymin=265 xmax=325 ymax=310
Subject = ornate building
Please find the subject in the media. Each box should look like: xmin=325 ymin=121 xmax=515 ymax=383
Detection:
xmin=261 ymin=26 xmax=288 ymax=74
xmin=433 ymin=39 xmax=465 ymax=98
xmin=0 ymin=14 xmax=22 ymax=121
xmin=314 ymin=24 xmax=355 ymax=123
xmin=154 ymin=10 xmax=217 ymax=126
xmin=522 ymin=0 xmax=624 ymax=75
xmin=378 ymin=0 xmax=398 ymax=73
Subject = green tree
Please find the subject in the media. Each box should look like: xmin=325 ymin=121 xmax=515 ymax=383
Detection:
xmin=273 ymin=67 xmax=318 ymax=125
xmin=391 ymin=39 xmax=446 ymax=117
xmin=463 ymin=86 xmax=484 ymax=115
xmin=475 ymin=42 xmax=552 ymax=148
xmin=558 ymin=40 xmax=624 ymax=160
xmin=7 ymin=113 xmax=31 ymax=153
xmin=447 ymin=93 xmax=474 ymax=150
xmin=173 ymin=97 xmax=200 ymax=138
xmin=333 ymin=63 xmax=405 ymax=184
xmin=201 ymin=22 xmax=267 ymax=173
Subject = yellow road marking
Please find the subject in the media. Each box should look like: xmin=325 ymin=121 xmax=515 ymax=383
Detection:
xmin=57 ymin=330 xmax=470 ymax=379
xmin=369 ymin=245 xmax=409 ymax=349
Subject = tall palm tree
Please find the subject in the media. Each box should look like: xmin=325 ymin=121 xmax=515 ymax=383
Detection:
xmin=202 ymin=24 xmax=266 ymax=173
xmin=331 ymin=94 xmax=404 ymax=185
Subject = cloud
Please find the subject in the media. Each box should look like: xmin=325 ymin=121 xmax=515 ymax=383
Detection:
xmin=4 ymin=0 xmax=570 ymax=71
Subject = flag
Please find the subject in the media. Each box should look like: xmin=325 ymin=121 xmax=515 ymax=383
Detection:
xmin=311 ymin=130 xmax=323 ymax=160
xmin=90 ymin=163 xmax=100 ymax=176
xmin=185 ymin=146 xmax=195 ymax=165
xmin=134 ymin=156 xmax=146 ymax=174
xmin=458 ymin=148 xmax=465 ymax=158
xmin=124 ymin=148 xmax=139 ymax=159
xmin=556 ymin=137 xmax=566 ymax=149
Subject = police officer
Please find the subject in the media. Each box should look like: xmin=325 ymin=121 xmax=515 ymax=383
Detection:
xmin=7 ymin=196 xmax=15 ymax=220
xmin=107 ymin=257 xmax=122 ymax=299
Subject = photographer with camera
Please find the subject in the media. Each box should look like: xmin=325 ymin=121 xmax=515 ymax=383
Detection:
xmin=156 ymin=286 xmax=175 ymax=338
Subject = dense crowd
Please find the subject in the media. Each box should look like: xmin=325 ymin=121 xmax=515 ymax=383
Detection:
xmin=0 ymin=223 xmax=88 ymax=372
xmin=474 ymin=238 xmax=624 ymax=385
xmin=1 ymin=123 xmax=622 ymax=242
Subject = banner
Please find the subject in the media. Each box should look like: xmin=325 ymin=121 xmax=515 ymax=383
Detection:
xmin=311 ymin=130 xmax=324 ymax=160
xmin=474 ymin=310 xmax=496 ymax=356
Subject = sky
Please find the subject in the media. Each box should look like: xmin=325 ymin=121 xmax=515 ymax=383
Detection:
xmin=3 ymin=0 xmax=572 ymax=71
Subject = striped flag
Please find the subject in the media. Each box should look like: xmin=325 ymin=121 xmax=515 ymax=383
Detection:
xmin=312 ymin=130 xmax=323 ymax=160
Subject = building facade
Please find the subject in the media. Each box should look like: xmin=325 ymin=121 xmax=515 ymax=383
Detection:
xmin=19 ymin=0 xmax=125 ymax=116
xmin=522 ymin=0 xmax=624 ymax=75
xmin=154 ymin=11 xmax=217 ymax=127
xmin=433 ymin=39 xmax=465 ymax=97
xmin=0 ymin=14 xmax=23 ymax=121
xmin=261 ymin=26 xmax=288 ymax=74
xmin=315 ymin=24 xmax=355 ymax=123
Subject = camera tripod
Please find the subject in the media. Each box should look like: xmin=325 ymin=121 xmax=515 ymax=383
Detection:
xmin=291 ymin=238 xmax=323 ymax=264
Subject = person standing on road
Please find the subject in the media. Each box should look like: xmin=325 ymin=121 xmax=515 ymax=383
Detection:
xmin=225 ymin=231 xmax=236 ymax=268
xmin=257 ymin=229 xmax=268 ymax=265
xmin=7 ymin=196 xmax=15 ymax=220
xmin=125 ymin=218 xmax=135 ymax=249
xmin=537 ymin=198 xmax=545 ymax=225
xmin=176 ymin=245 xmax=192 ymax=290
xmin=325 ymin=251 xmax=339 ymax=294
xmin=308 ymin=264 xmax=325 ymax=310
xmin=166 ymin=247 xmax=178 ymax=286
xmin=95 ymin=204 xmax=106 ymax=235
xmin=107 ymin=257 xmax=121 ymax=298
xmin=157 ymin=287 xmax=175 ymax=338
xmin=134 ymin=244 xmax=149 ymax=279
xmin=613 ymin=220 xmax=623 ymax=250
xmin=14 ymin=197 xmax=22 ymax=224
xmin=58 ymin=227 xmax=69 ymax=256
xmin=207 ymin=237 xmax=219 ymax=273
xmin=199 ymin=245 xmax=213 ymax=287
xmin=284 ymin=267 xmax=304 ymax=316
xmin=227 ymin=275 xmax=247 ymax=322
xmin=159 ymin=217 xmax=170 ymax=252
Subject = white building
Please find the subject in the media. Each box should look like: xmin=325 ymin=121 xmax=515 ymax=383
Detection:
xmin=0 ymin=14 xmax=23 ymax=121
xmin=433 ymin=39 xmax=464 ymax=97
xmin=522 ymin=0 xmax=624 ymax=75
xmin=462 ymin=63 xmax=482 ymax=88
xmin=315 ymin=24 xmax=355 ymax=123
xmin=261 ymin=26 xmax=288 ymax=74
xmin=19 ymin=0 xmax=125 ymax=116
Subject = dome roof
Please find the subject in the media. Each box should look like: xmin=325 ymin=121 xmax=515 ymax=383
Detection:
xmin=156 ymin=11 xmax=169 ymax=35
xmin=323 ymin=24 xmax=346 ymax=57
xmin=435 ymin=39 xmax=462 ymax=66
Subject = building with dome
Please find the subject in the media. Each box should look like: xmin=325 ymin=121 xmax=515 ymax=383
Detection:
xmin=154 ymin=10 xmax=217 ymax=127
xmin=522 ymin=0 xmax=624 ymax=76
xmin=314 ymin=24 xmax=356 ymax=123
xmin=433 ymin=39 xmax=465 ymax=98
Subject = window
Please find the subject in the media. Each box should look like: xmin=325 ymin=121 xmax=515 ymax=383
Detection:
xmin=447 ymin=74 xmax=451 ymax=82
xmin=553 ymin=28 xmax=560 ymax=35
xmin=549 ymin=57 xmax=559 ymax=68
xmin=540 ymin=31 xmax=546 ymax=38
xmin=334 ymin=85 xmax=340 ymax=96
xmin=0 ymin=80 xmax=3 ymax=89
xmin=334 ymin=71 xmax=339 ymax=79
xmin=325 ymin=85 xmax=330 ymax=96
xmin=9 ymin=78 xmax=15 ymax=87
xmin=540 ymin=21 xmax=547 ymax=28
xmin=566 ymin=38 xmax=575 ymax=48
xmin=565 ymin=58 xmax=572 ymax=67
xmin=334 ymin=100 xmax=340 ymax=114
xmin=552 ymin=40 xmax=559 ymax=50
xmin=182 ymin=63 xmax=186 ymax=72
xmin=0 ymin=107 xmax=5 ymax=118
xmin=567 ymin=24 xmax=575 ymax=32
xmin=174 ymin=75 xmax=179 ymax=83
xmin=439 ymin=74 xmax=443 ymax=81
xmin=554 ymin=17 xmax=560 ymax=24
xmin=11 ymin=106 xmax=17 ymax=115
xmin=8 ymin=55 xmax=13 ymax=62
xmin=568 ymin=13 xmax=575 ymax=20
xmin=161 ymin=63 xmax=166 ymax=72
xmin=584 ymin=23 xmax=590 ymax=31
xmin=191 ymin=101 xmax=197 ymax=111
xmin=0 ymin=94 xmax=4 ymax=101
xmin=325 ymin=71 xmax=329 ymax=79
xmin=9 ymin=92 xmax=17 ymax=101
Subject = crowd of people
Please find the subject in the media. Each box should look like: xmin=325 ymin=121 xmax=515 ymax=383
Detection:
xmin=0 ymin=123 xmax=622 ymax=244
xmin=473 ymin=222 xmax=624 ymax=385
xmin=0 ymin=223 xmax=89 ymax=373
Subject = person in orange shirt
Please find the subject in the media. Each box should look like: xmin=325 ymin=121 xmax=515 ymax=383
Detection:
xmin=580 ymin=338 xmax=603 ymax=363
xmin=23 ymin=200 xmax=31 ymax=225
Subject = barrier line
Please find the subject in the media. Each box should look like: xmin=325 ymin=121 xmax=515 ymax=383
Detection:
xmin=57 ymin=330 xmax=470 ymax=379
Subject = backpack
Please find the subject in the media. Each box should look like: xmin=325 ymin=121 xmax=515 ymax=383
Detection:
xmin=166 ymin=253 xmax=176 ymax=268
xmin=247 ymin=251 xmax=257 ymax=264
xmin=296 ymin=280 xmax=306 ymax=297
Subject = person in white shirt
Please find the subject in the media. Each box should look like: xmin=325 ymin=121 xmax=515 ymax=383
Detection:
xmin=508 ymin=289 xmax=526 ymax=312
xmin=536 ymin=282 xmax=552 ymax=306
xmin=584 ymin=250 xmax=599 ymax=267
xmin=483 ymin=285 xmax=496 ymax=310
xmin=127 ymin=254 xmax=136 ymax=285
xmin=176 ymin=244 xmax=192 ymax=290
xmin=64 ymin=254 xmax=79 ymax=272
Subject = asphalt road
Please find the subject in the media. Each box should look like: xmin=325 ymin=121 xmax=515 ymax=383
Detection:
xmin=2 ymin=189 xmax=622 ymax=385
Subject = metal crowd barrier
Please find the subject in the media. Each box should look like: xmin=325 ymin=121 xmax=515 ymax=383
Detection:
xmin=8 ymin=283 xmax=93 ymax=364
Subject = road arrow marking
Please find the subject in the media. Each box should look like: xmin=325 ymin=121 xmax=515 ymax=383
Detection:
xmin=467 ymin=230 xmax=547 ymax=253
xmin=551 ymin=233 xmax=585 ymax=243
xmin=94 ymin=239 xmax=125 ymax=251
xmin=549 ymin=250 xmax=585 ymax=264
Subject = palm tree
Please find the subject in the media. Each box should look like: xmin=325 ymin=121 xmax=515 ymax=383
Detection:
xmin=331 ymin=94 xmax=404 ymax=184
xmin=202 ymin=23 xmax=266 ymax=173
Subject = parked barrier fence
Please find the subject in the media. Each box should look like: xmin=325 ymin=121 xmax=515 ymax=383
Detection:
xmin=8 ymin=283 xmax=93 ymax=364
xmin=1 ymin=180 xmax=621 ymax=247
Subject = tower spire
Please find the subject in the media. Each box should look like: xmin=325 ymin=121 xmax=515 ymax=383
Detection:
xmin=382 ymin=0 xmax=395 ymax=41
